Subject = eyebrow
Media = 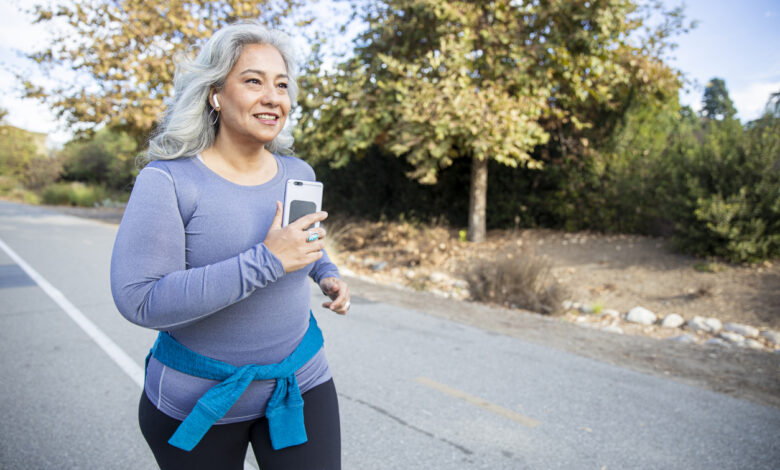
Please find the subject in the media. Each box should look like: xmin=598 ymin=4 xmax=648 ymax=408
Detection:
xmin=240 ymin=68 xmax=289 ymax=80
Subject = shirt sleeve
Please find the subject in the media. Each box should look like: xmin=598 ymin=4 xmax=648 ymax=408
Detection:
xmin=110 ymin=166 xmax=285 ymax=330
xmin=308 ymin=249 xmax=340 ymax=285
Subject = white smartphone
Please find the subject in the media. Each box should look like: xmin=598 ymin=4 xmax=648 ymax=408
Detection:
xmin=282 ymin=179 xmax=323 ymax=228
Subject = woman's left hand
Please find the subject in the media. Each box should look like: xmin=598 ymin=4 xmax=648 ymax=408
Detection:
xmin=319 ymin=277 xmax=350 ymax=315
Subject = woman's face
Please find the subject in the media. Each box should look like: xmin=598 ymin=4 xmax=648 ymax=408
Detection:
xmin=214 ymin=43 xmax=291 ymax=148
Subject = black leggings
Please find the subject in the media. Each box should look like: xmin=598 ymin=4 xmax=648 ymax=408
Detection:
xmin=138 ymin=379 xmax=341 ymax=470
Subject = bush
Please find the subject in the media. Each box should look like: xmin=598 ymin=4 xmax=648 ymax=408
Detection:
xmin=312 ymin=146 xmax=470 ymax=225
xmin=0 ymin=175 xmax=40 ymax=204
xmin=660 ymin=115 xmax=780 ymax=262
xmin=57 ymin=127 xmax=139 ymax=191
xmin=0 ymin=175 xmax=19 ymax=194
xmin=461 ymin=249 xmax=569 ymax=315
xmin=23 ymin=154 xmax=64 ymax=190
xmin=41 ymin=182 xmax=108 ymax=207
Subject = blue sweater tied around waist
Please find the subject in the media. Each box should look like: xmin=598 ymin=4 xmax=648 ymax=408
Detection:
xmin=146 ymin=313 xmax=324 ymax=451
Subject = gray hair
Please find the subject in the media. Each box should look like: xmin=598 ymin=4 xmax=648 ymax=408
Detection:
xmin=147 ymin=22 xmax=300 ymax=160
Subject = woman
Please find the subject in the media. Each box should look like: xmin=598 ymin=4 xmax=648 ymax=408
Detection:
xmin=110 ymin=22 xmax=349 ymax=470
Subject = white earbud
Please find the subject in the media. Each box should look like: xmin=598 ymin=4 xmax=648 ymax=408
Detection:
xmin=213 ymin=94 xmax=220 ymax=109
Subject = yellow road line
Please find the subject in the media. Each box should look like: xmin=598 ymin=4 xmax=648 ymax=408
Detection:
xmin=415 ymin=376 xmax=541 ymax=428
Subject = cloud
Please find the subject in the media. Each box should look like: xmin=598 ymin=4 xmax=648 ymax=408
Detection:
xmin=0 ymin=1 xmax=50 ymax=54
xmin=731 ymin=81 xmax=780 ymax=121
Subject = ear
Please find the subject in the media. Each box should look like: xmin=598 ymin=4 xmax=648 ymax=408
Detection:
xmin=209 ymin=89 xmax=220 ymax=110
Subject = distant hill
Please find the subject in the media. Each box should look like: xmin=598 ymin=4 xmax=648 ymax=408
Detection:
xmin=0 ymin=124 xmax=48 ymax=157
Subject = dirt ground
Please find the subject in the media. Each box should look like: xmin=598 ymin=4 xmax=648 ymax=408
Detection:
xmin=327 ymin=221 xmax=779 ymax=331
xmin=55 ymin=206 xmax=780 ymax=409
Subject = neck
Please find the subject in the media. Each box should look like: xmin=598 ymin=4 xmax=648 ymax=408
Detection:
xmin=200 ymin=132 xmax=278 ymax=185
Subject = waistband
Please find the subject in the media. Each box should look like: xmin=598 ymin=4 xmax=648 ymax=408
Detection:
xmin=145 ymin=312 xmax=324 ymax=451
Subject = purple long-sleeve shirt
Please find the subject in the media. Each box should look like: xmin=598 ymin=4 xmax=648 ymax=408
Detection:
xmin=110 ymin=154 xmax=338 ymax=423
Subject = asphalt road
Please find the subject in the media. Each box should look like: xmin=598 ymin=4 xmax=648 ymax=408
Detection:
xmin=0 ymin=200 xmax=778 ymax=469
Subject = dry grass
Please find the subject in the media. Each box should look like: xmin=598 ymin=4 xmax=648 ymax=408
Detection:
xmin=325 ymin=218 xmax=462 ymax=269
xmin=326 ymin=218 xmax=569 ymax=315
xmin=461 ymin=249 xmax=569 ymax=315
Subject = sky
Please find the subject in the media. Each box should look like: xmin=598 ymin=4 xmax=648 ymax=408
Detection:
xmin=0 ymin=0 xmax=778 ymax=148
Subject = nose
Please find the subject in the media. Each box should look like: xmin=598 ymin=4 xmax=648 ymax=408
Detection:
xmin=260 ymin=85 xmax=281 ymax=107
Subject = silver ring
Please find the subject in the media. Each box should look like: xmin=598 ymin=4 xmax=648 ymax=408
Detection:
xmin=307 ymin=231 xmax=319 ymax=242
xmin=345 ymin=301 xmax=351 ymax=310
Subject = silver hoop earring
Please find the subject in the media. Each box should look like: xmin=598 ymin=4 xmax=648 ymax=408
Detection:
xmin=208 ymin=107 xmax=219 ymax=126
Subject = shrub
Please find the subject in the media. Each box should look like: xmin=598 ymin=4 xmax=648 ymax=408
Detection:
xmin=462 ymin=249 xmax=568 ymax=315
xmin=41 ymin=182 xmax=108 ymax=207
xmin=22 ymin=154 xmax=64 ymax=190
xmin=660 ymin=115 xmax=780 ymax=262
xmin=57 ymin=127 xmax=138 ymax=191
xmin=0 ymin=175 xmax=40 ymax=204
xmin=0 ymin=175 xmax=20 ymax=194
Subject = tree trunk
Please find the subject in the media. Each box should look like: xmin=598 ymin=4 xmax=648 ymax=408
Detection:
xmin=468 ymin=155 xmax=488 ymax=243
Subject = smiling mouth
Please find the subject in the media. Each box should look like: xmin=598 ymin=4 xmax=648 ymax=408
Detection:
xmin=254 ymin=113 xmax=279 ymax=121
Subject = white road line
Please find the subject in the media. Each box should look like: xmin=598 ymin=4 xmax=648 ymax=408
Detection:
xmin=0 ymin=235 xmax=260 ymax=470
xmin=0 ymin=236 xmax=145 ymax=387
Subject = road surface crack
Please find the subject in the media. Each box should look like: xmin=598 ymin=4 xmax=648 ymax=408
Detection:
xmin=339 ymin=392 xmax=474 ymax=456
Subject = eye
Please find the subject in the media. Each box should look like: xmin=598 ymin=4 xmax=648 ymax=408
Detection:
xmin=245 ymin=78 xmax=261 ymax=85
xmin=277 ymin=82 xmax=288 ymax=89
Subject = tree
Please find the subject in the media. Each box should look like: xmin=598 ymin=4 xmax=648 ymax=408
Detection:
xmin=0 ymin=123 xmax=59 ymax=190
xmin=763 ymin=91 xmax=780 ymax=118
xmin=23 ymin=0 xmax=308 ymax=145
xmin=58 ymin=127 xmax=139 ymax=190
xmin=296 ymin=0 xmax=688 ymax=242
xmin=701 ymin=77 xmax=736 ymax=121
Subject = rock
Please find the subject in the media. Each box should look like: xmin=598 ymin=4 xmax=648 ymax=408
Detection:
xmin=562 ymin=300 xmax=574 ymax=310
xmin=718 ymin=331 xmax=746 ymax=346
xmin=704 ymin=338 xmax=730 ymax=347
xmin=759 ymin=330 xmax=780 ymax=345
xmin=602 ymin=324 xmax=623 ymax=334
xmin=453 ymin=279 xmax=469 ymax=289
xmin=430 ymin=288 xmax=449 ymax=298
xmin=669 ymin=334 xmax=698 ymax=344
xmin=405 ymin=270 xmax=416 ymax=279
xmin=579 ymin=304 xmax=594 ymax=315
xmin=340 ymin=267 xmax=356 ymax=277
xmin=661 ymin=313 xmax=685 ymax=329
xmin=625 ymin=306 xmax=657 ymax=325
xmin=686 ymin=316 xmax=708 ymax=332
xmin=723 ymin=323 xmax=760 ymax=338
xmin=428 ymin=271 xmax=448 ymax=284
xmin=602 ymin=309 xmax=620 ymax=319
xmin=744 ymin=339 xmax=766 ymax=351
xmin=687 ymin=316 xmax=723 ymax=334
xmin=451 ymin=289 xmax=469 ymax=300
xmin=370 ymin=261 xmax=387 ymax=272
xmin=705 ymin=317 xmax=723 ymax=333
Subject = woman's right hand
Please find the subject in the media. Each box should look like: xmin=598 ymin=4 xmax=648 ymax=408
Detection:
xmin=263 ymin=201 xmax=328 ymax=273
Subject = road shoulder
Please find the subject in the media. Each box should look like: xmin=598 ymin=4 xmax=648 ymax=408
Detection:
xmin=345 ymin=275 xmax=780 ymax=410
